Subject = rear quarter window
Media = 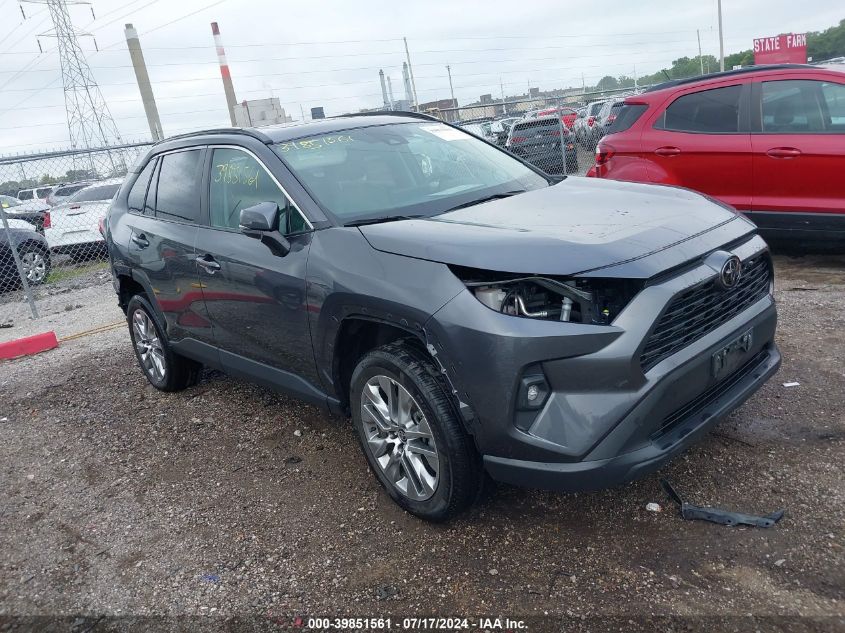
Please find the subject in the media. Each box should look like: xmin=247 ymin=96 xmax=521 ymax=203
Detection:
xmin=128 ymin=159 xmax=157 ymax=214
xmin=607 ymin=104 xmax=648 ymax=133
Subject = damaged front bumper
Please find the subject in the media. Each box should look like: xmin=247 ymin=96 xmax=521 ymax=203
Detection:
xmin=425 ymin=236 xmax=780 ymax=492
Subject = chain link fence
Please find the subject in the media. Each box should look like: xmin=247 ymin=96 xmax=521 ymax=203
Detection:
xmin=427 ymin=85 xmax=650 ymax=176
xmin=0 ymin=142 xmax=153 ymax=319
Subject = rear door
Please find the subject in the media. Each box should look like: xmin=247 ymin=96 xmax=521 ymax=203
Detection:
xmin=750 ymin=74 xmax=845 ymax=229
xmin=194 ymin=144 xmax=320 ymax=393
xmin=124 ymin=148 xmax=206 ymax=344
xmin=639 ymin=83 xmax=753 ymax=210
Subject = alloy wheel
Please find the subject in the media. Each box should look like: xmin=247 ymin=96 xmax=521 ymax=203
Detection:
xmin=360 ymin=375 xmax=440 ymax=501
xmin=132 ymin=309 xmax=166 ymax=382
xmin=20 ymin=250 xmax=47 ymax=284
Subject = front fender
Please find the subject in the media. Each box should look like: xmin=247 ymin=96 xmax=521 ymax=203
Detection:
xmin=306 ymin=228 xmax=465 ymax=398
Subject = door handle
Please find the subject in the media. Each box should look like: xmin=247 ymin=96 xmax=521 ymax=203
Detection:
xmin=655 ymin=146 xmax=681 ymax=156
xmin=131 ymin=233 xmax=149 ymax=248
xmin=195 ymin=254 xmax=221 ymax=273
xmin=766 ymin=147 xmax=801 ymax=158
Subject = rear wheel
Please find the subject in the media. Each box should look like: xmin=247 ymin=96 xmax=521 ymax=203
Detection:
xmin=18 ymin=243 xmax=50 ymax=286
xmin=351 ymin=340 xmax=481 ymax=521
xmin=126 ymin=294 xmax=202 ymax=392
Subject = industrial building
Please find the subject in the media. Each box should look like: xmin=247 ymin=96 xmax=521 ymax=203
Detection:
xmin=233 ymin=98 xmax=293 ymax=128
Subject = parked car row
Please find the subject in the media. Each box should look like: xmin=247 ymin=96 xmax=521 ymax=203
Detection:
xmin=587 ymin=63 xmax=845 ymax=244
xmin=0 ymin=179 xmax=119 ymax=268
xmin=459 ymin=110 xmax=579 ymax=174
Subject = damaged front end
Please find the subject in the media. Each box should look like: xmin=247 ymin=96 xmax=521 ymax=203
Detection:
xmin=450 ymin=265 xmax=644 ymax=325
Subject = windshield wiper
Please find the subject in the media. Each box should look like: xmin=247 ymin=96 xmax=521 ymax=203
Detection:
xmin=345 ymin=214 xmax=425 ymax=227
xmin=444 ymin=190 xmax=526 ymax=213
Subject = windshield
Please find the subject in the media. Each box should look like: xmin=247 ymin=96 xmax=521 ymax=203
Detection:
xmin=69 ymin=184 xmax=120 ymax=203
xmin=273 ymin=121 xmax=548 ymax=224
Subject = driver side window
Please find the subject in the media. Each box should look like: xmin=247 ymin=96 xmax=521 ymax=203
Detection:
xmin=209 ymin=148 xmax=307 ymax=232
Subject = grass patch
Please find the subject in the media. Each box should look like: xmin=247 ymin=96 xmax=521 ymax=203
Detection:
xmin=46 ymin=260 xmax=108 ymax=284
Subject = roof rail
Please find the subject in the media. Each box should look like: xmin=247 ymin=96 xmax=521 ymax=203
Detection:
xmin=156 ymin=127 xmax=274 ymax=145
xmin=336 ymin=110 xmax=443 ymax=123
xmin=644 ymin=64 xmax=813 ymax=93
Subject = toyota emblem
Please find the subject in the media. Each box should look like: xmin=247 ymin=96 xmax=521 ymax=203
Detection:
xmin=718 ymin=255 xmax=742 ymax=290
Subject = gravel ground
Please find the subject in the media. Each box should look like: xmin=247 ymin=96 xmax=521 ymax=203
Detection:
xmin=0 ymin=260 xmax=122 ymax=345
xmin=0 ymin=253 xmax=843 ymax=632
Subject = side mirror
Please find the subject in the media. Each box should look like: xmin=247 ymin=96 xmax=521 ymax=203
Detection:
xmin=239 ymin=201 xmax=291 ymax=257
xmin=239 ymin=201 xmax=279 ymax=231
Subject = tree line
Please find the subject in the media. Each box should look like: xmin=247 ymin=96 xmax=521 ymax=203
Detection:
xmin=593 ymin=18 xmax=845 ymax=93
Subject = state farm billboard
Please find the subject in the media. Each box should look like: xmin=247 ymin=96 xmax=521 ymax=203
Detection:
xmin=754 ymin=33 xmax=807 ymax=64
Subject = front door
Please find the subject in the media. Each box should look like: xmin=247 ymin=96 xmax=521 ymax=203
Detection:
xmin=194 ymin=145 xmax=321 ymax=396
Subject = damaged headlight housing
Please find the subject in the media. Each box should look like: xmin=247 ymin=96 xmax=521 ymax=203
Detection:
xmin=451 ymin=266 xmax=644 ymax=325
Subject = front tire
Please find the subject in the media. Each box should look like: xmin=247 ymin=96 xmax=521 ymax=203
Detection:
xmin=351 ymin=340 xmax=482 ymax=521
xmin=126 ymin=294 xmax=202 ymax=392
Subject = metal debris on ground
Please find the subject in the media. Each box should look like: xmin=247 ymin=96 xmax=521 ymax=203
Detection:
xmin=783 ymin=382 xmax=800 ymax=387
xmin=660 ymin=478 xmax=785 ymax=528
xmin=645 ymin=502 xmax=662 ymax=513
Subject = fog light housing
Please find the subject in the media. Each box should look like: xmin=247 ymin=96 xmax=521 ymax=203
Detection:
xmin=516 ymin=373 xmax=550 ymax=411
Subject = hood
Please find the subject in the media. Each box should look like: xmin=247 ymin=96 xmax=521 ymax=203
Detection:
xmin=358 ymin=177 xmax=756 ymax=278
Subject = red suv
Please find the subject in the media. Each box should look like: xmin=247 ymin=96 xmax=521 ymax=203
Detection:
xmin=588 ymin=64 xmax=845 ymax=242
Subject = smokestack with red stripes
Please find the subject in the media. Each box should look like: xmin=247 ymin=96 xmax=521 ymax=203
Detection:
xmin=211 ymin=21 xmax=237 ymax=126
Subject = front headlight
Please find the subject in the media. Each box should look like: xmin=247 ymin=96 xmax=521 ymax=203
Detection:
xmin=450 ymin=266 xmax=643 ymax=325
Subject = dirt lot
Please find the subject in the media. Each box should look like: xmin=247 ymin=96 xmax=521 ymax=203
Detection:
xmin=0 ymin=254 xmax=843 ymax=632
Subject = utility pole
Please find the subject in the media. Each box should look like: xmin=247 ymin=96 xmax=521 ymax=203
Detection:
xmin=299 ymin=104 xmax=306 ymax=121
xmin=717 ymin=0 xmax=725 ymax=72
xmin=633 ymin=64 xmax=638 ymax=91
xmin=446 ymin=65 xmax=455 ymax=105
xmin=500 ymin=77 xmax=507 ymax=115
xmin=211 ymin=21 xmax=237 ymax=125
xmin=697 ymin=29 xmax=705 ymax=75
xmin=124 ymin=23 xmax=162 ymax=140
xmin=22 ymin=0 xmax=124 ymax=174
xmin=403 ymin=37 xmax=419 ymax=111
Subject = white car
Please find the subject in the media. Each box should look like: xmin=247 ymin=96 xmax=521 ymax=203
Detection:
xmin=44 ymin=179 xmax=121 ymax=259
xmin=17 ymin=186 xmax=53 ymax=203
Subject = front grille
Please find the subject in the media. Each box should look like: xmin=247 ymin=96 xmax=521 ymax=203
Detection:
xmin=640 ymin=254 xmax=771 ymax=372
xmin=653 ymin=350 xmax=770 ymax=438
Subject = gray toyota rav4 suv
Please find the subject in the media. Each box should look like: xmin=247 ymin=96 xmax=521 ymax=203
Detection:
xmin=106 ymin=112 xmax=780 ymax=520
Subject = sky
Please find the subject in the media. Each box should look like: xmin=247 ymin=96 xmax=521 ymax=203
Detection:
xmin=0 ymin=0 xmax=841 ymax=155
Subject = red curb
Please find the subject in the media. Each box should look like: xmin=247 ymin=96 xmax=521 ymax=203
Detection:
xmin=0 ymin=331 xmax=59 ymax=360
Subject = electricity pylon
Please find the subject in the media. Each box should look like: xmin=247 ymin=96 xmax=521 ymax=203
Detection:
xmin=22 ymin=0 xmax=124 ymax=174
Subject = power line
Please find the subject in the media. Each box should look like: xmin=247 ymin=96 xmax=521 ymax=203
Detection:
xmin=0 ymin=47 xmax=708 ymax=94
xmin=95 ymin=0 xmax=230 ymax=51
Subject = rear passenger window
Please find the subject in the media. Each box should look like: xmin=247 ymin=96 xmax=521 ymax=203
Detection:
xmin=127 ymin=159 xmax=156 ymax=214
xmin=209 ymin=147 xmax=307 ymax=233
xmin=155 ymin=150 xmax=203 ymax=223
xmin=762 ymin=80 xmax=845 ymax=133
xmin=657 ymin=85 xmax=742 ymax=133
